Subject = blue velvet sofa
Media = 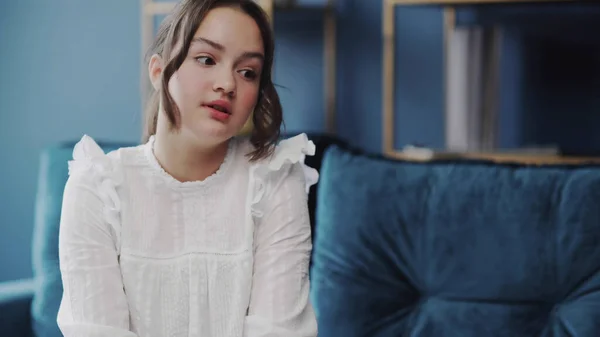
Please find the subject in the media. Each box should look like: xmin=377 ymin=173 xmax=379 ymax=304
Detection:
xmin=3 ymin=134 xmax=600 ymax=336
xmin=310 ymin=145 xmax=600 ymax=336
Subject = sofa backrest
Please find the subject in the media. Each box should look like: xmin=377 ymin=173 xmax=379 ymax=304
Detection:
xmin=311 ymin=145 xmax=600 ymax=336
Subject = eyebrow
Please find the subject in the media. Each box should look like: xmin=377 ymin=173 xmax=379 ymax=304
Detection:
xmin=191 ymin=36 xmax=264 ymax=62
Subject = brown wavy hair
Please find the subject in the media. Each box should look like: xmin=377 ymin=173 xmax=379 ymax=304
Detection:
xmin=143 ymin=0 xmax=283 ymax=161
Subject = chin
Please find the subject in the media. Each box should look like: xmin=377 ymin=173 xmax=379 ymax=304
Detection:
xmin=182 ymin=113 xmax=246 ymax=142
xmin=188 ymin=124 xmax=238 ymax=146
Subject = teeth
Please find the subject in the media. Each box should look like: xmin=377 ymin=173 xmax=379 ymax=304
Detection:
xmin=206 ymin=104 xmax=231 ymax=114
xmin=211 ymin=105 xmax=226 ymax=113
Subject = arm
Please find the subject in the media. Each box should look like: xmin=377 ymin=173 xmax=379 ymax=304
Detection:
xmin=244 ymin=162 xmax=318 ymax=337
xmin=57 ymin=173 xmax=137 ymax=337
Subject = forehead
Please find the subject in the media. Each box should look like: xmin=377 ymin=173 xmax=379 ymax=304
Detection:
xmin=194 ymin=6 xmax=263 ymax=53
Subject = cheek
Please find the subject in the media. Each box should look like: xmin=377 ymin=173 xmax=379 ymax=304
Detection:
xmin=167 ymin=73 xmax=191 ymax=106
xmin=236 ymin=86 xmax=259 ymax=115
xmin=166 ymin=73 xmax=180 ymax=99
xmin=171 ymin=63 xmax=211 ymax=99
xmin=180 ymin=73 xmax=211 ymax=97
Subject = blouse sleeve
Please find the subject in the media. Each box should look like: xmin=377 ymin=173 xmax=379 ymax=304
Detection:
xmin=56 ymin=135 xmax=137 ymax=337
xmin=244 ymin=134 xmax=319 ymax=337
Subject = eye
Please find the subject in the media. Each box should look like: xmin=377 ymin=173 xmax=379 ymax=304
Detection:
xmin=239 ymin=69 xmax=258 ymax=80
xmin=195 ymin=56 xmax=215 ymax=66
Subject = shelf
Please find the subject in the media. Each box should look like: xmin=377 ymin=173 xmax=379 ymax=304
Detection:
xmin=382 ymin=0 xmax=594 ymax=162
xmin=386 ymin=0 xmax=576 ymax=5
xmin=144 ymin=0 xmax=333 ymax=15
xmin=272 ymin=0 xmax=333 ymax=10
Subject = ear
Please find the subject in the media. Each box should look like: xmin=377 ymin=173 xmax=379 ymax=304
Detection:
xmin=148 ymin=54 xmax=164 ymax=91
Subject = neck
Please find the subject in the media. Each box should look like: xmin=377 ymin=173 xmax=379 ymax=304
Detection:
xmin=152 ymin=123 xmax=230 ymax=183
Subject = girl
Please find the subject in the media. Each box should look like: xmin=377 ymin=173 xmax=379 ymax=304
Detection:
xmin=56 ymin=1 xmax=318 ymax=336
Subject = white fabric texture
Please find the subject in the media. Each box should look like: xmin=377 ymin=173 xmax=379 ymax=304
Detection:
xmin=57 ymin=133 xmax=319 ymax=337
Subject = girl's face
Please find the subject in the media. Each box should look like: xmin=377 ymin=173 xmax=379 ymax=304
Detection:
xmin=151 ymin=6 xmax=264 ymax=145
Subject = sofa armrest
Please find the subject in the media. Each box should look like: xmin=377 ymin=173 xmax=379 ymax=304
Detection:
xmin=0 ymin=278 xmax=35 ymax=337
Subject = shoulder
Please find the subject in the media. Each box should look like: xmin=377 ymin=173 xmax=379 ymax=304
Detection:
xmin=63 ymin=134 xmax=127 ymax=251
xmin=67 ymin=135 xmax=128 ymax=184
xmin=67 ymin=134 xmax=146 ymax=181
xmin=66 ymin=135 xmax=125 ymax=217
xmin=244 ymin=133 xmax=319 ymax=188
xmin=248 ymin=133 xmax=319 ymax=216
xmin=268 ymin=133 xmax=317 ymax=175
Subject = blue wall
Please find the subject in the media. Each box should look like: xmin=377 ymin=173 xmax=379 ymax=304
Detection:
xmin=1 ymin=0 xmax=599 ymax=282
xmin=0 ymin=0 xmax=142 ymax=282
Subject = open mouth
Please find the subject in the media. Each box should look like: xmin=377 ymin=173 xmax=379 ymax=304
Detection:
xmin=206 ymin=104 xmax=231 ymax=115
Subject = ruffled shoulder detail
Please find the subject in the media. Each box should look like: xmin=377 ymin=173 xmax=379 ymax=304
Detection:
xmin=68 ymin=135 xmax=123 ymax=253
xmin=249 ymin=133 xmax=319 ymax=218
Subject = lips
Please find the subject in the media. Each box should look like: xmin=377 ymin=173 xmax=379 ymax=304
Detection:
xmin=204 ymin=100 xmax=232 ymax=115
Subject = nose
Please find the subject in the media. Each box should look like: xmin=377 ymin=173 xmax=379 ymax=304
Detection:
xmin=213 ymin=68 xmax=236 ymax=97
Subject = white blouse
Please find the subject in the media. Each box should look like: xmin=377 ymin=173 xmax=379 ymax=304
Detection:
xmin=56 ymin=133 xmax=319 ymax=337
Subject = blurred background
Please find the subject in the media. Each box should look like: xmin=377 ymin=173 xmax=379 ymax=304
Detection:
xmin=1 ymin=0 xmax=600 ymax=284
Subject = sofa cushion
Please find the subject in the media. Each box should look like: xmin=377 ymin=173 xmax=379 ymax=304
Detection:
xmin=310 ymin=145 xmax=600 ymax=336
xmin=0 ymin=279 xmax=35 ymax=337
